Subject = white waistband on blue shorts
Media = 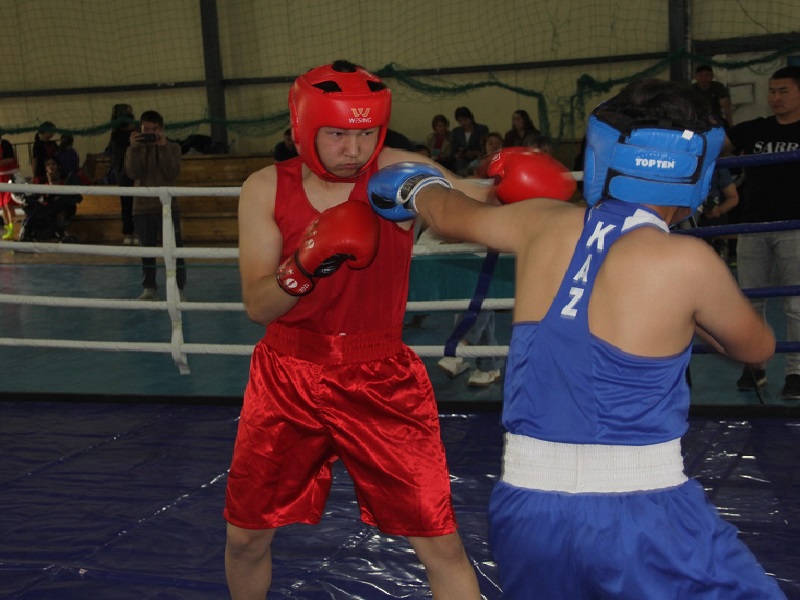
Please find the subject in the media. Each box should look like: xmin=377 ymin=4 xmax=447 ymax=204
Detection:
xmin=501 ymin=432 xmax=688 ymax=493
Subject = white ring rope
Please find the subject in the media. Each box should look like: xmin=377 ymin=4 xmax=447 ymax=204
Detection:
xmin=0 ymin=181 xmax=515 ymax=373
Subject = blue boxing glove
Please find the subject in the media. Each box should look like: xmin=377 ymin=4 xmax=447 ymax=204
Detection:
xmin=368 ymin=162 xmax=452 ymax=221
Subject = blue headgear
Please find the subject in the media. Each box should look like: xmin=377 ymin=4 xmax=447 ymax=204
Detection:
xmin=583 ymin=104 xmax=725 ymax=213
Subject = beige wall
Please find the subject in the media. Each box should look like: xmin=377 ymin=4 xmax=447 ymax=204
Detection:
xmin=0 ymin=0 xmax=797 ymax=177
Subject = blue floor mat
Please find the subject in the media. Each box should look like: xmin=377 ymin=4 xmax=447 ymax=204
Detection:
xmin=0 ymin=403 xmax=798 ymax=599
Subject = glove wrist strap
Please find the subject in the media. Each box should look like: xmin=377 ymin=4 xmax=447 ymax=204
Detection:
xmin=276 ymin=253 xmax=315 ymax=296
xmin=406 ymin=176 xmax=452 ymax=212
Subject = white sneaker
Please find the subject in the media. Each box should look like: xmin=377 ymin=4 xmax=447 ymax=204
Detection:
xmin=437 ymin=356 xmax=469 ymax=378
xmin=468 ymin=369 xmax=501 ymax=387
xmin=137 ymin=288 xmax=158 ymax=301
xmin=123 ymin=235 xmax=134 ymax=246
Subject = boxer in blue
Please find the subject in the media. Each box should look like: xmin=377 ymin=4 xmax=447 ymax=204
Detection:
xmin=368 ymin=79 xmax=786 ymax=598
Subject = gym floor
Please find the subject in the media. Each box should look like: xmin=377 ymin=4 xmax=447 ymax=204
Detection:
xmin=1 ymin=257 xmax=798 ymax=598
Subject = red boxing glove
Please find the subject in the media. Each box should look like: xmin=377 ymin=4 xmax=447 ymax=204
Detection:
xmin=485 ymin=147 xmax=576 ymax=204
xmin=276 ymin=201 xmax=380 ymax=296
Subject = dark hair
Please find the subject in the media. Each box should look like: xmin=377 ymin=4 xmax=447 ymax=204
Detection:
xmin=110 ymin=104 xmax=135 ymax=133
xmin=504 ymin=110 xmax=540 ymax=146
xmin=139 ymin=110 xmax=164 ymax=127
xmin=481 ymin=132 xmax=504 ymax=152
xmin=38 ymin=121 xmax=56 ymax=134
xmin=454 ymin=106 xmax=474 ymax=121
xmin=111 ymin=103 xmax=133 ymax=120
xmin=771 ymin=66 xmax=800 ymax=88
xmin=431 ymin=114 xmax=449 ymax=129
xmin=515 ymin=110 xmax=538 ymax=132
xmin=594 ymin=78 xmax=718 ymax=133
xmin=59 ymin=134 xmax=74 ymax=147
xmin=694 ymin=64 xmax=713 ymax=74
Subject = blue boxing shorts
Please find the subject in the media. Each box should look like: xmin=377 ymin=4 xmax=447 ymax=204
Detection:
xmin=224 ymin=324 xmax=457 ymax=537
xmin=489 ymin=478 xmax=786 ymax=599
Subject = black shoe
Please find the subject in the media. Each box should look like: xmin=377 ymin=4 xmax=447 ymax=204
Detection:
xmin=737 ymin=368 xmax=767 ymax=391
xmin=781 ymin=374 xmax=800 ymax=400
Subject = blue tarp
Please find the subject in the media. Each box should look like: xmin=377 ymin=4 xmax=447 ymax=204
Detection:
xmin=1 ymin=402 xmax=798 ymax=599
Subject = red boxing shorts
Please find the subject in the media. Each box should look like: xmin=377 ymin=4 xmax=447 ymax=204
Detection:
xmin=224 ymin=324 xmax=457 ymax=537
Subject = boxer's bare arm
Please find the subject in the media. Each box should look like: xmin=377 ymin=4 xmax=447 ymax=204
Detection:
xmin=413 ymin=183 xmax=571 ymax=255
xmin=369 ymin=148 xmax=571 ymax=248
xmin=238 ymin=166 xmax=299 ymax=325
xmin=689 ymin=239 xmax=775 ymax=364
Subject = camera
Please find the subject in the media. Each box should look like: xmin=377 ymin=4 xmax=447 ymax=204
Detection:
xmin=138 ymin=133 xmax=158 ymax=144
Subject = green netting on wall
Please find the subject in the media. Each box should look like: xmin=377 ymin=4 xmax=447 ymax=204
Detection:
xmin=0 ymin=0 xmax=798 ymax=161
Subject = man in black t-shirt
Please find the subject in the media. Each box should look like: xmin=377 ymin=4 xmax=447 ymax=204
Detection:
xmin=725 ymin=65 xmax=800 ymax=399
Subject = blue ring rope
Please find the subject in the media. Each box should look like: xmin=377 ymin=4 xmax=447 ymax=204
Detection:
xmin=443 ymin=250 xmax=499 ymax=357
xmin=716 ymin=149 xmax=800 ymax=170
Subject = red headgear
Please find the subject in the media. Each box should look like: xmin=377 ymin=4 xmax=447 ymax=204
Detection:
xmin=289 ymin=61 xmax=392 ymax=181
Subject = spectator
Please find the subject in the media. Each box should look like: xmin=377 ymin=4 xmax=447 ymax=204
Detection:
xmin=425 ymin=114 xmax=454 ymax=170
xmin=106 ymin=104 xmax=137 ymax=245
xmin=124 ymin=110 xmax=184 ymax=301
xmin=482 ymin=131 xmax=504 ymax=155
xmin=693 ymin=64 xmax=734 ymax=127
xmin=31 ymin=121 xmax=58 ymax=184
xmin=451 ymin=106 xmax=489 ymax=176
xmin=725 ymin=65 xmax=800 ymax=398
xmin=44 ymin=157 xmax=61 ymax=185
xmin=0 ymin=134 xmax=19 ymax=240
xmin=43 ymin=156 xmax=81 ymax=224
xmin=272 ymin=128 xmax=298 ymax=162
xmin=55 ymin=134 xmax=80 ymax=179
xmin=467 ymin=131 xmax=505 ymax=176
xmin=503 ymin=109 xmax=540 ymax=148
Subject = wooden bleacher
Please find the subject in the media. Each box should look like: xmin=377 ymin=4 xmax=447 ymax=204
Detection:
xmin=69 ymin=153 xmax=274 ymax=245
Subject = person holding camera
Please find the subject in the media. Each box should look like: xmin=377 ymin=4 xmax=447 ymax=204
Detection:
xmin=124 ymin=110 xmax=184 ymax=301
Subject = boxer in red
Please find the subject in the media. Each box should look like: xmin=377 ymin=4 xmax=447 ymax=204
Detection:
xmin=223 ymin=59 xmax=531 ymax=599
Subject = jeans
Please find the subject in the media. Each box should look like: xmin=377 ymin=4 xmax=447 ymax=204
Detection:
xmin=460 ymin=310 xmax=501 ymax=372
xmin=736 ymin=230 xmax=800 ymax=375
xmin=134 ymin=210 xmax=186 ymax=291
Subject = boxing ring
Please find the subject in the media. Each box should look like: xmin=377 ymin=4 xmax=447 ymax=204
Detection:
xmin=2 ymin=171 xmax=799 ymax=404
xmin=0 ymin=162 xmax=798 ymax=598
